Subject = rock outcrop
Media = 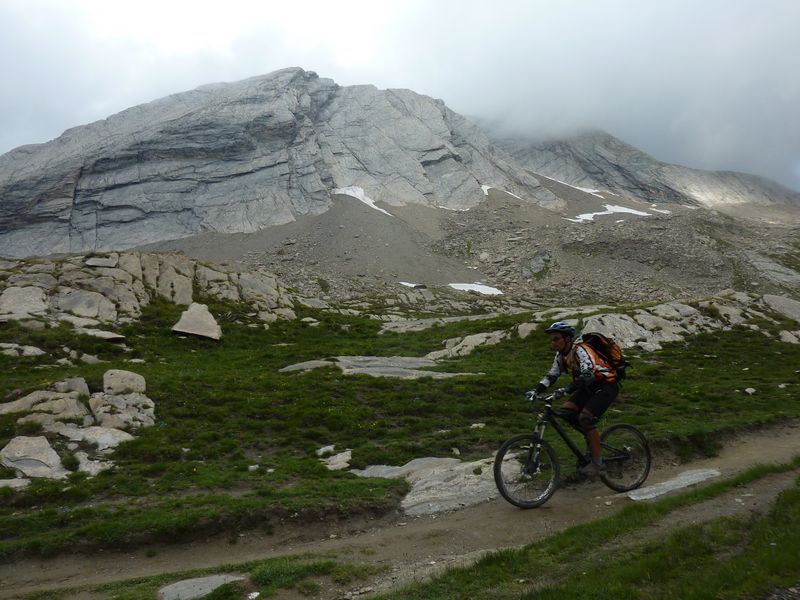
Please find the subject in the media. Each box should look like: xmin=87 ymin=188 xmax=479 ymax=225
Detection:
xmin=0 ymin=251 xmax=298 ymax=328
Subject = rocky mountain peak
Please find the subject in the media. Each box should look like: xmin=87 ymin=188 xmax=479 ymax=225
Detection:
xmin=0 ymin=68 xmax=556 ymax=259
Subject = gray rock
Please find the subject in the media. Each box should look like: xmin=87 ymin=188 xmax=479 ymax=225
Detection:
xmin=85 ymin=254 xmax=119 ymax=268
xmin=280 ymin=356 xmax=477 ymax=379
xmin=0 ymin=478 xmax=31 ymax=490
xmin=172 ymin=303 xmax=222 ymax=340
xmin=0 ymin=436 xmax=68 ymax=479
xmin=0 ymin=286 xmax=48 ymax=315
xmin=0 ymin=342 xmax=46 ymax=357
xmin=17 ymin=395 xmax=88 ymax=423
xmin=1 ymin=390 xmax=63 ymax=415
xmin=74 ymin=451 xmax=114 ymax=476
xmin=157 ymin=575 xmax=246 ymax=600
xmin=48 ymin=423 xmax=135 ymax=450
xmin=54 ymin=287 xmax=117 ymax=322
xmin=89 ymin=392 xmax=155 ymax=429
xmin=582 ymin=313 xmax=653 ymax=349
xmin=75 ymin=328 xmax=126 ymax=341
xmin=425 ymin=330 xmax=509 ymax=360
xmin=103 ymin=369 xmax=146 ymax=394
xmin=55 ymin=378 xmax=91 ymax=398
xmin=762 ymin=295 xmax=800 ymax=324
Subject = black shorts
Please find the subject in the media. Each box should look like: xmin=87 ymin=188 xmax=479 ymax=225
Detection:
xmin=570 ymin=381 xmax=619 ymax=418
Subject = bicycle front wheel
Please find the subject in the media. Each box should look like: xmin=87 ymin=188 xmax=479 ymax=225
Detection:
xmin=494 ymin=434 xmax=560 ymax=508
xmin=600 ymin=423 xmax=651 ymax=492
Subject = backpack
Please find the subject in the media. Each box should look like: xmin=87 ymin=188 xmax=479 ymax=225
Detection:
xmin=579 ymin=332 xmax=629 ymax=381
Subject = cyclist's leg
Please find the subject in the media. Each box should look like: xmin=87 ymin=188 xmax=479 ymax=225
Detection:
xmin=582 ymin=382 xmax=619 ymax=462
xmin=561 ymin=389 xmax=588 ymax=430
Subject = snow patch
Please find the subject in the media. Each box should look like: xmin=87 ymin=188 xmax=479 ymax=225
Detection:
xmin=449 ymin=283 xmax=503 ymax=295
xmin=399 ymin=281 xmax=423 ymax=288
xmin=650 ymin=204 xmax=672 ymax=214
xmin=565 ymin=204 xmax=652 ymax=223
xmin=332 ymin=186 xmax=393 ymax=217
xmin=480 ymin=185 xmax=523 ymax=200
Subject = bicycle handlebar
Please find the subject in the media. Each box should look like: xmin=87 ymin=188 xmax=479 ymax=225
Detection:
xmin=526 ymin=391 xmax=555 ymax=403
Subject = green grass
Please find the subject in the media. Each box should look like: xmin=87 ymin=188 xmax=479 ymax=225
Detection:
xmin=1 ymin=297 xmax=799 ymax=559
xmin=28 ymin=554 xmax=384 ymax=600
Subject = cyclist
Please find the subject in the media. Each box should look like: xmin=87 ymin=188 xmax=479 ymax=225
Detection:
xmin=532 ymin=321 xmax=619 ymax=478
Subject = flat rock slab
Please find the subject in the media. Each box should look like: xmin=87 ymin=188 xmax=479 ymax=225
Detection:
xmin=280 ymin=356 xmax=478 ymax=379
xmin=158 ymin=574 xmax=246 ymax=600
xmin=75 ymin=328 xmax=126 ymax=341
xmin=627 ymin=468 xmax=722 ymax=501
xmin=353 ymin=456 xmax=498 ymax=515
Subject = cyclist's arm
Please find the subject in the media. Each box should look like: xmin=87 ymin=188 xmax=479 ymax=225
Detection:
xmin=535 ymin=354 xmax=563 ymax=393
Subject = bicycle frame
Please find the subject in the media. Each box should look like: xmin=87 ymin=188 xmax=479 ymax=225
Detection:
xmin=532 ymin=397 xmax=592 ymax=467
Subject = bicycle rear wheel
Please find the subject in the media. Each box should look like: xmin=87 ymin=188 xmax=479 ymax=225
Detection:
xmin=600 ymin=423 xmax=651 ymax=492
xmin=494 ymin=434 xmax=560 ymax=508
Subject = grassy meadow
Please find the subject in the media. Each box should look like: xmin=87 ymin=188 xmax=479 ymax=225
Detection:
xmin=1 ymin=295 xmax=800 ymax=562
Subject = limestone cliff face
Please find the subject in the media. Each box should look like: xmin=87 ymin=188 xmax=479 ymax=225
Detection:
xmin=494 ymin=130 xmax=800 ymax=207
xmin=0 ymin=68 xmax=556 ymax=258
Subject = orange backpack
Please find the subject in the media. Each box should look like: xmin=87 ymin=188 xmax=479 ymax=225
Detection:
xmin=579 ymin=332 xmax=629 ymax=381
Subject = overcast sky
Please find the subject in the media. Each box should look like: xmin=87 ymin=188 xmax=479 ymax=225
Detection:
xmin=1 ymin=0 xmax=799 ymax=191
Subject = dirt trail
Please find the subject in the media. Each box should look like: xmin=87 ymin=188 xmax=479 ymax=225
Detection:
xmin=3 ymin=421 xmax=800 ymax=599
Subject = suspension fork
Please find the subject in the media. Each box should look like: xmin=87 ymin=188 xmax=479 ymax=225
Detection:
xmin=526 ymin=406 xmax=552 ymax=467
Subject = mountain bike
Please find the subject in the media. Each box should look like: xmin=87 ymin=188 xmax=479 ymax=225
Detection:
xmin=493 ymin=391 xmax=651 ymax=508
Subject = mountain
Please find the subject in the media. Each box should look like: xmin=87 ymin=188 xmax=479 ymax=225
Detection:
xmin=0 ymin=68 xmax=557 ymax=258
xmin=493 ymin=129 xmax=800 ymax=208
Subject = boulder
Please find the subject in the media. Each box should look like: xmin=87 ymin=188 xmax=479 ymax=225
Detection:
xmin=762 ymin=295 xmax=800 ymax=324
xmin=54 ymin=287 xmax=117 ymax=321
xmin=89 ymin=392 xmax=155 ymax=429
xmin=103 ymin=369 xmax=146 ymax=394
xmin=0 ymin=436 xmax=69 ymax=479
xmin=0 ymin=286 xmax=48 ymax=315
xmin=54 ymin=377 xmax=91 ymax=398
xmin=172 ymin=303 xmax=222 ymax=340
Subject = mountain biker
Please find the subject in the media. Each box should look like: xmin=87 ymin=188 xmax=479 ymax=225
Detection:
xmin=532 ymin=321 xmax=619 ymax=478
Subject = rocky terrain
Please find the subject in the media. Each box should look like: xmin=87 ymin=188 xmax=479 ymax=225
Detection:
xmin=0 ymin=68 xmax=797 ymax=313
